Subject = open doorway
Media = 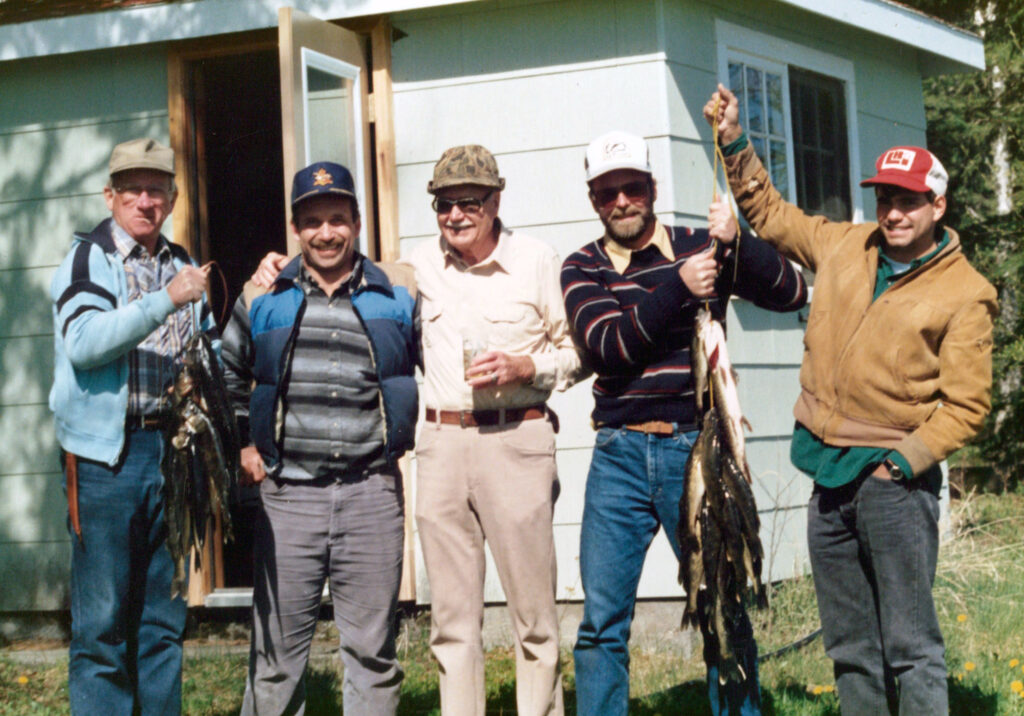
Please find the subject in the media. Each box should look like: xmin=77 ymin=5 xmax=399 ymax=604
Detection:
xmin=169 ymin=15 xmax=406 ymax=604
xmin=185 ymin=48 xmax=286 ymax=590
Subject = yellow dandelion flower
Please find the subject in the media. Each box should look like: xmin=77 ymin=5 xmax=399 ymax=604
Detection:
xmin=965 ymin=661 xmax=976 ymax=672
xmin=1011 ymin=680 xmax=1023 ymax=693
xmin=956 ymin=673 xmax=964 ymax=681
xmin=957 ymin=613 xmax=967 ymax=623
xmin=812 ymin=685 xmax=824 ymax=695
xmin=1012 ymin=659 xmax=1021 ymax=668
xmin=16 ymin=675 xmax=28 ymax=685
xmin=824 ymin=685 xmax=836 ymax=693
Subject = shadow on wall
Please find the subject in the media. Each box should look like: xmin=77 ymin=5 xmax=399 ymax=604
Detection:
xmin=0 ymin=53 xmax=168 ymax=612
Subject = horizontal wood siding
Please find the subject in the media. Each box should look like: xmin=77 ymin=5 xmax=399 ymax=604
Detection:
xmin=0 ymin=46 xmax=169 ymax=611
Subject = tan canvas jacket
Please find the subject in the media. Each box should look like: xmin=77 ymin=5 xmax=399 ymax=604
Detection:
xmin=725 ymin=143 xmax=997 ymax=476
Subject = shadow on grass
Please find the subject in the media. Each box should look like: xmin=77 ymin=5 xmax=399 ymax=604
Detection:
xmin=633 ymin=680 xmax=846 ymax=716
xmin=197 ymin=666 xmax=1000 ymax=716
xmin=628 ymin=679 xmax=713 ymax=715
xmin=949 ymin=677 xmax=999 ymax=716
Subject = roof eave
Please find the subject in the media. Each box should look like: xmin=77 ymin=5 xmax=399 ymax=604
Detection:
xmin=776 ymin=0 xmax=985 ymax=75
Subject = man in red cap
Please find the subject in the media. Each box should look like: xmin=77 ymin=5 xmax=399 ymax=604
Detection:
xmin=705 ymin=85 xmax=997 ymax=714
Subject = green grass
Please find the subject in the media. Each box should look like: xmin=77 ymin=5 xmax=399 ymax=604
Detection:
xmin=4 ymin=493 xmax=1024 ymax=715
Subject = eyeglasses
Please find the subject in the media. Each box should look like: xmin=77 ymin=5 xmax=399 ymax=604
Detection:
xmin=431 ymin=190 xmax=494 ymax=215
xmin=114 ymin=184 xmax=173 ymax=202
xmin=591 ymin=180 xmax=650 ymax=207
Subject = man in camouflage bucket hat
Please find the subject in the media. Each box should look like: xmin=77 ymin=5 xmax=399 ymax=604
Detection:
xmin=408 ymin=145 xmax=584 ymax=716
xmin=426 ymin=144 xmax=506 ymax=193
xmin=250 ymin=146 xmax=585 ymax=716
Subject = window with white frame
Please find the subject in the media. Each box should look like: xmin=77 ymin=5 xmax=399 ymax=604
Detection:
xmin=718 ymin=22 xmax=861 ymax=224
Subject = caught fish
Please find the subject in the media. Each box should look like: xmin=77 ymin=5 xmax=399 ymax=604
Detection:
xmin=161 ymin=333 xmax=240 ymax=599
xmin=678 ymin=410 xmax=716 ymax=629
xmin=693 ymin=308 xmax=753 ymax=483
xmin=679 ymin=307 xmax=767 ymax=685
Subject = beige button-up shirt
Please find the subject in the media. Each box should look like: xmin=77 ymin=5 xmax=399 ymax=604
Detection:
xmin=404 ymin=224 xmax=584 ymax=411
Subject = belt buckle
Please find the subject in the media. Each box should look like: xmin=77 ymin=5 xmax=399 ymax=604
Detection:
xmin=459 ymin=410 xmax=468 ymax=429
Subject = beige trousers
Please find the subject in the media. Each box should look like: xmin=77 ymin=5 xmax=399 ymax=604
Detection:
xmin=415 ymin=416 xmax=564 ymax=716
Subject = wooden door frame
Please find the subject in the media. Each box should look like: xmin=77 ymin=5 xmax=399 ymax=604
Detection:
xmin=165 ymin=19 xmax=406 ymax=606
xmin=167 ymin=29 xmax=277 ymax=263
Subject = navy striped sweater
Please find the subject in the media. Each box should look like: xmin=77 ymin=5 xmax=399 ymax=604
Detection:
xmin=561 ymin=225 xmax=807 ymax=428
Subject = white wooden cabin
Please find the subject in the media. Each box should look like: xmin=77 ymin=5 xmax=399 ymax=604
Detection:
xmin=0 ymin=0 xmax=983 ymax=614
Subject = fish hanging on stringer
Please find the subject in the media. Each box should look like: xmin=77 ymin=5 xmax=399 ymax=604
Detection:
xmin=678 ymin=307 xmax=768 ymax=685
xmin=161 ymin=287 xmax=241 ymax=599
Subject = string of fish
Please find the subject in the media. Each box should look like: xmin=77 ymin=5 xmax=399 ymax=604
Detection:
xmin=160 ymin=262 xmax=241 ymax=599
xmin=675 ymin=96 xmax=768 ymax=685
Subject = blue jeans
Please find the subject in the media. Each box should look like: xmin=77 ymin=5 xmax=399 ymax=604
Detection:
xmin=66 ymin=428 xmax=187 ymax=716
xmin=574 ymin=426 xmax=761 ymax=716
xmin=808 ymin=468 xmax=946 ymax=715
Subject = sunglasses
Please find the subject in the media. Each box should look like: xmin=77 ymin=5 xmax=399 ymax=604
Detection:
xmin=591 ymin=180 xmax=650 ymax=207
xmin=431 ymin=190 xmax=494 ymax=214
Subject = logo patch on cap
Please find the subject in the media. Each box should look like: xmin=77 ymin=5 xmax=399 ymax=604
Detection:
xmin=880 ymin=149 xmax=916 ymax=172
xmin=603 ymin=141 xmax=628 ymax=158
xmin=312 ymin=168 xmax=334 ymax=186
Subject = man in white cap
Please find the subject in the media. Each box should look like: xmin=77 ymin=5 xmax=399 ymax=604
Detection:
xmin=706 ymin=84 xmax=996 ymax=714
xmin=49 ymin=138 xmax=212 ymax=714
xmin=561 ymin=130 xmax=807 ymax=715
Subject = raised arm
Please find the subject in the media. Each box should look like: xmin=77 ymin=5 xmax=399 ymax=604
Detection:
xmin=704 ymin=83 xmax=854 ymax=272
xmin=561 ymin=246 xmax=692 ymax=373
xmin=724 ymin=231 xmax=808 ymax=312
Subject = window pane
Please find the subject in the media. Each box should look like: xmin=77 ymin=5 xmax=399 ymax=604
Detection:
xmin=767 ymin=73 xmax=785 ymax=136
xmin=729 ymin=62 xmax=746 ymax=128
xmin=771 ymin=140 xmax=788 ymax=201
xmin=306 ymin=67 xmax=354 ymax=168
xmin=789 ymin=67 xmax=850 ymax=221
xmin=746 ymin=66 xmax=764 ymax=132
xmin=751 ymin=135 xmax=766 ymax=166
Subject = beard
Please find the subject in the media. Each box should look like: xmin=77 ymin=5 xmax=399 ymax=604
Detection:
xmin=602 ymin=204 xmax=655 ymax=246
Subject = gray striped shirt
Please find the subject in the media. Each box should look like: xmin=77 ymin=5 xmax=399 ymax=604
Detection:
xmin=279 ymin=259 xmax=386 ymax=480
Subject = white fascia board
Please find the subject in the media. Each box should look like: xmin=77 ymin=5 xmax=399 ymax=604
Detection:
xmin=0 ymin=0 xmax=483 ymax=61
xmin=776 ymin=0 xmax=984 ymax=74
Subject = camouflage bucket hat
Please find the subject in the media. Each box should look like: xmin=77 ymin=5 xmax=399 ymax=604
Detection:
xmin=427 ymin=144 xmax=506 ymax=194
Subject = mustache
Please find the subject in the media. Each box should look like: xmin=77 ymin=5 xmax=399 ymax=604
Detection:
xmin=608 ymin=206 xmax=645 ymax=220
xmin=309 ymin=238 xmax=348 ymax=248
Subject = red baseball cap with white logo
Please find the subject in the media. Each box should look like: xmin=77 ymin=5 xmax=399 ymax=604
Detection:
xmin=860 ymin=146 xmax=948 ymax=197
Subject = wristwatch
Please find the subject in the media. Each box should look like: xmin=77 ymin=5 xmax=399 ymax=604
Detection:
xmin=882 ymin=458 xmax=906 ymax=481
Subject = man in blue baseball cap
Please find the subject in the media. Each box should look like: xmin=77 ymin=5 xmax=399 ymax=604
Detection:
xmin=222 ymin=161 xmax=420 ymax=715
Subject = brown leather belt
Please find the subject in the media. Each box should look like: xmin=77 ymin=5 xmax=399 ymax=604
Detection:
xmin=126 ymin=414 xmax=164 ymax=430
xmin=64 ymin=452 xmax=83 ymax=545
xmin=426 ymin=405 xmax=547 ymax=428
xmin=623 ymin=420 xmax=677 ymax=436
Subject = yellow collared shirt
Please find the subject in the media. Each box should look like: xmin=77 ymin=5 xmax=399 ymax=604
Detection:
xmin=603 ymin=221 xmax=674 ymax=274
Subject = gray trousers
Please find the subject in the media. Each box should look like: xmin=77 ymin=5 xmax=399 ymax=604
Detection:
xmin=807 ymin=468 xmax=946 ymax=716
xmin=241 ymin=470 xmax=405 ymax=716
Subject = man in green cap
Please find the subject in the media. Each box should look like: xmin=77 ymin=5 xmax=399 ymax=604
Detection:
xmin=50 ymin=137 xmax=214 ymax=714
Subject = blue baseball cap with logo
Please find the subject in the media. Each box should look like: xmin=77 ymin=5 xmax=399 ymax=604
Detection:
xmin=291 ymin=161 xmax=358 ymax=211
